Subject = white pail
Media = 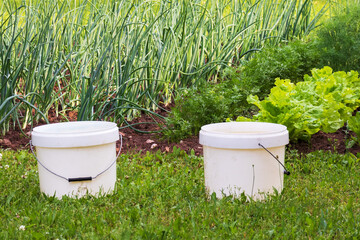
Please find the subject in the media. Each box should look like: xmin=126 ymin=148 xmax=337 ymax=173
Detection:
xmin=31 ymin=121 xmax=119 ymax=199
xmin=199 ymin=122 xmax=289 ymax=200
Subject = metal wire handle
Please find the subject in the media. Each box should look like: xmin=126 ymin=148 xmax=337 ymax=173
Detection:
xmin=29 ymin=134 xmax=123 ymax=182
xmin=258 ymin=143 xmax=290 ymax=175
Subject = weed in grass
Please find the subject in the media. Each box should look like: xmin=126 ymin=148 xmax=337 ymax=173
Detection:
xmin=348 ymin=111 xmax=360 ymax=146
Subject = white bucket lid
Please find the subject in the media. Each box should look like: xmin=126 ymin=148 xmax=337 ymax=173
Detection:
xmin=31 ymin=121 xmax=119 ymax=148
xmin=199 ymin=122 xmax=289 ymax=149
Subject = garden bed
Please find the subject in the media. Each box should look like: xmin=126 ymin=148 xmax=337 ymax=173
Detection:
xmin=1 ymin=106 xmax=359 ymax=156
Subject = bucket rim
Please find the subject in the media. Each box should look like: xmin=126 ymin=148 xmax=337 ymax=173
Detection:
xmin=31 ymin=121 xmax=119 ymax=148
xmin=199 ymin=121 xmax=289 ymax=149
xmin=200 ymin=121 xmax=287 ymax=135
xmin=32 ymin=121 xmax=117 ymax=134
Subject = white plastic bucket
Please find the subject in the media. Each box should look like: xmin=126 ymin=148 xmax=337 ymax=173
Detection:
xmin=199 ymin=122 xmax=289 ymax=200
xmin=31 ymin=121 xmax=119 ymax=199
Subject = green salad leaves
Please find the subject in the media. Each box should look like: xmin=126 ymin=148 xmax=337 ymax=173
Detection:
xmin=237 ymin=67 xmax=360 ymax=141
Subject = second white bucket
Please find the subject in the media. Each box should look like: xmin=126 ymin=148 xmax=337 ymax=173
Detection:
xmin=199 ymin=122 xmax=289 ymax=200
xmin=31 ymin=121 xmax=119 ymax=199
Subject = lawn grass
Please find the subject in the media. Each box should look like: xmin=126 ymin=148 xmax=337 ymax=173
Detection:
xmin=0 ymin=148 xmax=359 ymax=239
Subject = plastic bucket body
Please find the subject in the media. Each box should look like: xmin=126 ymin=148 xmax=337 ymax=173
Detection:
xmin=31 ymin=121 xmax=119 ymax=199
xmin=199 ymin=122 xmax=289 ymax=200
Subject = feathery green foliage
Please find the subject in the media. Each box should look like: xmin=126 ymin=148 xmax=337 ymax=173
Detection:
xmin=315 ymin=5 xmax=360 ymax=72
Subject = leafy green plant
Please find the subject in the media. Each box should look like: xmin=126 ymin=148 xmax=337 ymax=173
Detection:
xmin=348 ymin=111 xmax=360 ymax=145
xmin=165 ymin=40 xmax=322 ymax=141
xmin=164 ymin=72 xmax=263 ymax=142
xmin=315 ymin=5 xmax=360 ymax=72
xmin=238 ymin=67 xmax=360 ymax=141
xmin=219 ymin=40 xmax=321 ymax=120
xmin=164 ymin=82 xmax=233 ymax=141
xmin=234 ymin=40 xmax=320 ymax=100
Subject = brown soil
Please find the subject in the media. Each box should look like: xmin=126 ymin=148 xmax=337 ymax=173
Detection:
xmin=1 ymin=106 xmax=360 ymax=156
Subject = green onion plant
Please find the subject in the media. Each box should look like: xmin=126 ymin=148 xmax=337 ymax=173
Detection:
xmin=0 ymin=0 xmax=325 ymax=134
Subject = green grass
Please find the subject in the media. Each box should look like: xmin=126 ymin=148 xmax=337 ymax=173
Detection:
xmin=0 ymin=148 xmax=359 ymax=239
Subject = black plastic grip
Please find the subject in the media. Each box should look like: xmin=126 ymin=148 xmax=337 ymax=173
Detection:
xmin=68 ymin=177 xmax=93 ymax=182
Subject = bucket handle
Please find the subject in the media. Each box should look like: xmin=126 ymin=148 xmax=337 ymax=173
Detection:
xmin=29 ymin=134 xmax=123 ymax=182
xmin=258 ymin=143 xmax=290 ymax=175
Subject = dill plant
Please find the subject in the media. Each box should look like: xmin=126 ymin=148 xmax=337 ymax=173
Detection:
xmin=315 ymin=5 xmax=360 ymax=72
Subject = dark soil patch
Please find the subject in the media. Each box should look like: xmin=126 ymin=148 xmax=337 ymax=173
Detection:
xmin=289 ymin=128 xmax=360 ymax=155
xmin=1 ymin=106 xmax=360 ymax=156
